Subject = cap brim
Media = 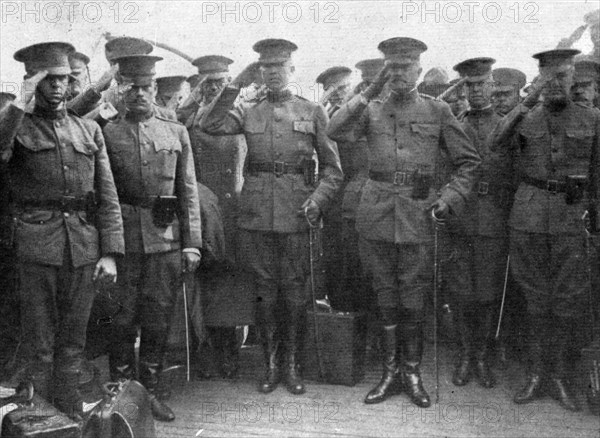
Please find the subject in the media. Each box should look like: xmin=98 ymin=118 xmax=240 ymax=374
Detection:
xmin=494 ymin=85 xmax=518 ymax=92
xmin=465 ymin=73 xmax=492 ymax=83
xmin=43 ymin=66 xmax=73 ymax=75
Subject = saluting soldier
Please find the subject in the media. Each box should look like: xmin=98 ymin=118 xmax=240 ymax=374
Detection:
xmin=328 ymin=37 xmax=480 ymax=408
xmin=68 ymin=51 xmax=91 ymax=100
xmin=0 ymin=42 xmax=124 ymax=419
xmin=201 ymin=39 xmax=343 ymax=395
xmin=156 ymin=75 xmax=187 ymax=111
xmin=490 ymin=48 xmax=600 ymax=412
xmin=316 ymin=66 xmax=353 ymax=309
xmin=445 ymin=57 xmax=510 ymax=389
xmin=571 ymin=59 xmax=600 ymax=108
xmin=444 ymin=77 xmax=469 ymax=117
xmin=101 ymin=54 xmax=202 ymax=421
xmin=492 ymin=68 xmax=527 ymax=116
xmin=185 ymin=55 xmax=253 ymax=379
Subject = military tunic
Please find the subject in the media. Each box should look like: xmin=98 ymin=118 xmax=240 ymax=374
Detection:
xmin=328 ymin=90 xmax=480 ymax=312
xmin=446 ymin=107 xmax=511 ymax=304
xmin=0 ymin=103 xmax=124 ymax=373
xmin=187 ymin=103 xmax=254 ymax=326
xmin=201 ymin=87 xmax=342 ymax=311
xmin=490 ymin=101 xmax=600 ymax=317
xmin=101 ymin=109 xmax=202 ymax=364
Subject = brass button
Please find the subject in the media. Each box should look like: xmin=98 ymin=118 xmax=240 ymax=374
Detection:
xmin=275 ymin=133 xmax=282 ymax=138
xmin=142 ymin=160 xmax=149 ymax=166
xmin=225 ymin=168 xmax=232 ymax=174
xmin=225 ymin=193 xmax=232 ymax=199
xmin=63 ymin=212 xmax=70 ymax=218
xmin=63 ymin=165 xmax=69 ymax=170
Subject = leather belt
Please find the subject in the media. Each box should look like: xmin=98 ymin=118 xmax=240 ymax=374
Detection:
xmin=119 ymin=196 xmax=161 ymax=208
xmin=17 ymin=196 xmax=88 ymax=212
xmin=476 ymin=181 xmax=511 ymax=196
xmin=369 ymin=170 xmax=427 ymax=186
xmin=521 ymin=175 xmax=567 ymax=194
xmin=248 ymin=161 xmax=304 ymax=177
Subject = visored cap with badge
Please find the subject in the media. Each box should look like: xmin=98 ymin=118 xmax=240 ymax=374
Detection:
xmin=573 ymin=59 xmax=600 ymax=82
xmin=492 ymin=68 xmax=527 ymax=92
xmin=156 ymin=75 xmax=187 ymax=96
xmin=105 ymin=36 xmax=153 ymax=63
xmin=532 ymin=49 xmax=580 ymax=67
xmin=453 ymin=57 xmax=496 ymax=82
xmin=114 ymin=54 xmax=163 ymax=86
xmin=355 ymin=58 xmax=385 ymax=82
xmin=316 ymin=66 xmax=352 ymax=88
xmin=253 ymin=38 xmax=298 ymax=64
xmin=377 ymin=37 xmax=427 ymax=65
xmin=191 ymin=55 xmax=233 ymax=79
xmin=14 ymin=42 xmax=75 ymax=76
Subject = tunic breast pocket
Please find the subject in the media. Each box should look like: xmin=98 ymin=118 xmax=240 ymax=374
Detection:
xmin=153 ymin=140 xmax=180 ymax=180
xmin=244 ymin=119 xmax=267 ymax=150
xmin=72 ymin=141 xmax=98 ymax=178
xmin=409 ymin=122 xmax=440 ymax=158
xmin=565 ymin=128 xmax=594 ymax=159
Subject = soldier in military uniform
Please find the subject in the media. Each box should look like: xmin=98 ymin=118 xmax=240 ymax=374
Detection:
xmin=101 ymin=54 xmax=202 ymax=421
xmin=68 ymin=51 xmax=91 ymax=100
xmin=443 ymin=77 xmax=469 ymax=117
xmin=571 ymin=59 xmax=600 ymax=108
xmin=184 ymin=55 xmax=253 ymax=379
xmin=492 ymin=68 xmax=527 ymax=116
xmin=445 ymin=58 xmax=510 ymax=389
xmin=0 ymin=42 xmax=124 ymax=418
xmin=328 ymin=37 xmax=480 ymax=408
xmin=201 ymin=39 xmax=343 ymax=395
xmin=316 ymin=66 xmax=353 ymax=309
xmin=156 ymin=75 xmax=187 ymax=111
xmin=491 ymin=48 xmax=600 ymax=412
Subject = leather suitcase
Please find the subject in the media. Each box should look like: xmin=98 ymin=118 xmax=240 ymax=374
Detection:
xmin=82 ymin=380 xmax=156 ymax=438
xmin=301 ymin=310 xmax=367 ymax=386
xmin=1 ymin=393 xmax=81 ymax=438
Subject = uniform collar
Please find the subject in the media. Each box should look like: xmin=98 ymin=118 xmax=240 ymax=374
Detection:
xmin=125 ymin=107 xmax=155 ymax=123
xmin=467 ymin=105 xmax=494 ymax=116
xmin=266 ymin=88 xmax=293 ymax=103
xmin=32 ymin=103 xmax=66 ymax=120
xmin=389 ymin=88 xmax=419 ymax=104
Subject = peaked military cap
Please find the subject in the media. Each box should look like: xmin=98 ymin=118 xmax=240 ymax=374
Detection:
xmin=105 ymin=36 xmax=153 ymax=63
xmin=532 ymin=49 xmax=580 ymax=67
xmin=423 ymin=67 xmax=449 ymax=85
xmin=114 ymin=54 xmax=163 ymax=86
xmin=14 ymin=42 xmax=75 ymax=76
xmin=191 ymin=55 xmax=233 ymax=79
xmin=355 ymin=58 xmax=385 ymax=82
xmin=156 ymin=75 xmax=187 ymax=95
xmin=574 ymin=59 xmax=600 ymax=82
xmin=377 ymin=37 xmax=427 ymax=64
xmin=253 ymin=39 xmax=298 ymax=63
xmin=187 ymin=74 xmax=201 ymax=89
xmin=453 ymin=57 xmax=496 ymax=82
xmin=316 ymin=66 xmax=352 ymax=87
xmin=492 ymin=68 xmax=527 ymax=91
xmin=69 ymin=51 xmax=90 ymax=66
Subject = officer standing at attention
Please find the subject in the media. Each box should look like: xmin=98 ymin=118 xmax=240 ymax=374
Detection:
xmin=571 ymin=59 xmax=600 ymax=108
xmin=201 ymin=39 xmax=343 ymax=395
xmin=490 ymin=48 xmax=600 ymax=412
xmin=328 ymin=37 xmax=480 ymax=408
xmin=0 ymin=42 xmax=124 ymax=419
xmin=492 ymin=68 xmax=527 ymax=116
xmin=101 ymin=54 xmax=202 ymax=421
xmin=445 ymin=57 xmax=510 ymax=389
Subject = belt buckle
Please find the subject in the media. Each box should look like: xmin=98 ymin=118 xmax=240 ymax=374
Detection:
xmin=393 ymin=171 xmax=407 ymax=186
xmin=59 ymin=195 xmax=76 ymax=211
xmin=478 ymin=182 xmax=489 ymax=195
xmin=547 ymin=180 xmax=558 ymax=194
xmin=273 ymin=161 xmax=285 ymax=177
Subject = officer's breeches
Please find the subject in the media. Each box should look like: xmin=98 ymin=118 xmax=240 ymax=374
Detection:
xmin=359 ymin=237 xmax=432 ymax=314
xmin=111 ymin=251 xmax=182 ymax=363
xmin=18 ymin=256 xmax=95 ymax=369
xmin=510 ymin=230 xmax=587 ymax=318
xmin=446 ymin=234 xmax=508 ymax=306
xmin=239 ymin=230 xmax=309 ymax=322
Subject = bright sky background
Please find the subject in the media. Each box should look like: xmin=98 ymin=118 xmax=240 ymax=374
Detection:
xmin=0 ymin=0 xmax=598 ymax=100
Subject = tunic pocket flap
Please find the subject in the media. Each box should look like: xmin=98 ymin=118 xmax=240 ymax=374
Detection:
xmin=17 ymin=133 xmax=55 ymax=152
xmin=153 ymin=138 xmax=180 ymax=154
xmin=72 ymin=141 xmax=99 ymax=155
xmin=410 ymin=122 xmax=439 ymax=137
xmin=293 ymin=120 xmax=316 ymax=135
xmin=565 ymin=129 xmax=594 ymax=140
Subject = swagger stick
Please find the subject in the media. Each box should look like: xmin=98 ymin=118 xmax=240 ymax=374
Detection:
xmin=182 ymin=273 xmax=192 ymax=382
xmin=495 ymin=256 xmax=511 ymax=339
xmin=433 ymin=222 xmax=440 ymax=404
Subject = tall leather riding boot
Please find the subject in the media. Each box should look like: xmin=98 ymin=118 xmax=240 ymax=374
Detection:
xmin=53 ymin=361 xmax=84 ymax=421
xmin=452 ymin=308 xmax=472 ymax=387
xmin=258 ymin=323 xmax=279 ymax=393
xmin=474 ymin=303 xmax=496 ymax=388
xmin=547 ymin=317 xmax=580 ymax=412
xmin=139 ymin=361 xmax=176 ymax=422
xmin=514 ymin=313 xmax=547 ymax=404
xmin=401 ymin=313 xmax=431 ymax=408
xmin=364 ymin=325 xmax=403 ymax=404
xmin=285 ymin=306 xmax=306 ymax=395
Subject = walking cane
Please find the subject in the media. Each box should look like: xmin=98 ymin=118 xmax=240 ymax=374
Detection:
xmin=182 ymin=272 xmax=192 ymax=383
xmin=495 ymin=256 xmax=511 ymax=339
xmin=432 ymin=215 xmax=440 ymax=404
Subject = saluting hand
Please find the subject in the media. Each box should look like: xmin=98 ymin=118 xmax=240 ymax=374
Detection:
xmin=363 ymin=63 xmax=391 ymax=100
xmin=93 ymin=255 xmax=117 ymax=284
xmin=17 ymin=70 xmax=47 ymax=111
xmin=93 ymin=64 xmax=119 ymax=94
xmin=232 ymin=62 xmax=260 ymax=88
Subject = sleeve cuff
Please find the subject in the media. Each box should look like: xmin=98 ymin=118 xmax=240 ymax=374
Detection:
xmin=183 ymin=247 xmax=201 ymax=256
